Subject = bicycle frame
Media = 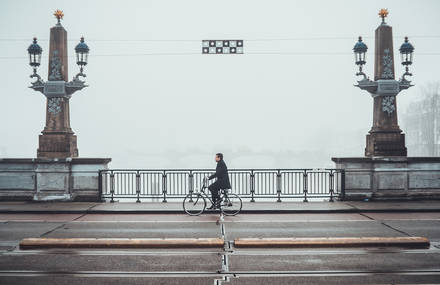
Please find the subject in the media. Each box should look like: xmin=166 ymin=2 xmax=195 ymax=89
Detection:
xmin=194 ymin=180 xmax=214 ymax=204
xmin=183 ymin=177 xmax=241 ymax=216
xmin=193 ymin=178 xmax=229 ymax=205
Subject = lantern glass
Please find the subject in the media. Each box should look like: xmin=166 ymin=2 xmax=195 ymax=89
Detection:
xmin=76 ymin=51 xmax=88 ymax=66
xmin=29 ymin=52 xmax=41 ymax=67
xmin=401 ymin=51 xmax=413 ymax=66
xmin=355 ymin=51 xmax=366 ymax=66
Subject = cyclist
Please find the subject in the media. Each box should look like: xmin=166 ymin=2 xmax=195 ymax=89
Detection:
xmin=207 ymin=153 xmax=231 ymax=209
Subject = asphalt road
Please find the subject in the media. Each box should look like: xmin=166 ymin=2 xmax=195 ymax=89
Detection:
xmin=0 ymin=212 xmax=440 ymax=284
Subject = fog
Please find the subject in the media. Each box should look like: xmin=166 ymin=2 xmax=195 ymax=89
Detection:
xmin=1 ymin=0 xmax=439 ymax=169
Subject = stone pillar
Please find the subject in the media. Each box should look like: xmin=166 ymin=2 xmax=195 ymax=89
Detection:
xmin=365 ymin=20 xmax=407 ymax=157
xmin=37 ymin=21 xmax=79 ymax=158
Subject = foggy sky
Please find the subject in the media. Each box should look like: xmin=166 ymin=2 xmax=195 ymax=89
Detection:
xmin=1 ymin=0 xmax=439 ymax=169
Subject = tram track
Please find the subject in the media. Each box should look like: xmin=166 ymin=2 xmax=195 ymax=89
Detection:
xmin=0 ymin=269 xmax=440 ymax=278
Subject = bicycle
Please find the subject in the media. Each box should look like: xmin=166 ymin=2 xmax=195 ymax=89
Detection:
xmin=183 ymin=177 xmax=242 ymax=216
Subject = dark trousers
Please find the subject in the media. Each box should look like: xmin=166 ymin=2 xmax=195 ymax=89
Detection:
xmin=208 ymin=181 xmax=221 ymax=204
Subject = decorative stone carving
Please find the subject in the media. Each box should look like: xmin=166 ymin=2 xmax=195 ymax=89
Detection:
xmin=381 ymin=49 xmax=393 ymax=79
xmin=48 ymin=50 xmax=63 ymax=81
xmin=382 ymin=96 xmax=395 ymax=115
xmin=47 ymin=97 xmax=62 ymax=115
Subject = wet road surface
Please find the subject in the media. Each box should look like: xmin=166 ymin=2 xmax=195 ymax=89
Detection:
xmin=0 ymin=212 xmax=440 ymax=284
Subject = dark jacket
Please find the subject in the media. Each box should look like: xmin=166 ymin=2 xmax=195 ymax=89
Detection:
xmin=209 ymin=159 xmax=231 ymax=189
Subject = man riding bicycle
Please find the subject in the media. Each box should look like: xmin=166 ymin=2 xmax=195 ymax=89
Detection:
xmin=207 ymin=153 xmax=231 ymax=209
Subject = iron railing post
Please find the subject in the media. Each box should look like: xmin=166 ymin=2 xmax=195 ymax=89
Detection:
xmin=162 ymin=171 xmax=167 ymax=203
xmin=110 ymin=171 xmax=115 ymax=203
xmin=250 ymin=170 xmax=255 ymax=202
xmin=303 ymin=170 xmax=308 ymax=202
xmin=188 ymin=171 xmax=194 ymax=202
xmin=136 ymin=171 xmax=141 ymax=203
xmin=276 ymin=170 xmax=282 ymax=202
xmin=329 ymin=170 xmax=334 ymax=202
xmin=341 ymin=169 xmax=346 ymax=201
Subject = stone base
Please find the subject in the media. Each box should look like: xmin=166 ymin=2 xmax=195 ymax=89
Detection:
xmin=0 ymin=158 xmax=111 ymax=201
xmin=332 ymin=157 xmax=440 ymax=200
xmin=38 ymin=133 xmax=79 ymax=158
xmin=365 ymin=132 xmax=407 ymax=157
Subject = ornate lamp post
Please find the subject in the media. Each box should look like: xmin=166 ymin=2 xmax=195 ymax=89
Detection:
xmin=28 ymin=10 xmax=90 ymax=158
xmin=353 ymin=9 xmax=415 ymax=157
xmin=332 ymin=9 xmax=440 ymax=200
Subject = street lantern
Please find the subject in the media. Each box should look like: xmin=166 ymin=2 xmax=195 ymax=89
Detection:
xmin=353 ymin=36 xmax=368 ymax=78
xmin=74 ymin=37 xmax=89 ymax=79
xmin=399 ymin=36 xmax=414 ymax=66
xmin=27 ymin=37 xmax=43 ymax=82
xmin=399 ymin=36 xmax=414 ymax=80
xmin=353 ymin=36 xmax=367 ymax=65
xmin=27 ymin=37 xmax=42 ymax=67
xmin=75 ymin=37 xmax=89 ymax=66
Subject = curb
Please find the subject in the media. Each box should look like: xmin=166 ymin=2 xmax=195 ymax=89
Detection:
xmin=234 ymin=237 xmax=431 ymax=249
xmin=19 ymin=236 xmax=431 ymax=250
xmin=19 ymin=238 xmax=225 ymax=250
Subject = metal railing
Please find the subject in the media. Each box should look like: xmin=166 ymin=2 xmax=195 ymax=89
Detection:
xmin=99 ymin=169 xmax=345 ymax=203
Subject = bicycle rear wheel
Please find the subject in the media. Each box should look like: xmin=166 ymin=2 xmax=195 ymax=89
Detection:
xmin=183 ymin=193 xmax=206 ymax=216
xmin=221 ymin=193 xmax=242 ymax=216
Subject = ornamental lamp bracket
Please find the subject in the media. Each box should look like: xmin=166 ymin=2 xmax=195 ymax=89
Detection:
xmin=356 ymin=78 xmax=413 ymax=98
xmin=29 ymin=80 xmax=45 ymax=94
xmin=65 ymin=79 xmax=88 ymax=96
xmin=355 ymin=78 xmax=377 ymax=94
xmin=29 ymin=79 xmax=87 ymax=98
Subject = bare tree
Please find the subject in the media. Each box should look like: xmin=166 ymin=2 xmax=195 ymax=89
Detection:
xmin=403 ymin=82 xmax=440 ymax=156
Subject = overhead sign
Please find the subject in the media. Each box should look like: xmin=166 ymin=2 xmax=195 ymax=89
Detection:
xmin=202 ymin=40 xmax=243 ymax=54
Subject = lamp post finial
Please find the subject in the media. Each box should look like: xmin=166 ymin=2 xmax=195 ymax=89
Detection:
xmin=378 ymin=8 xmax=389 ymax=24
xmin=54 ymin=9 xmax=64 ymax=24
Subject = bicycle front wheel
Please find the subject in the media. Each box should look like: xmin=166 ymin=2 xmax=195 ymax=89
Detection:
xmin=183 ymin=193 xmax=206 ymax=216
xmin=221 ymin=193 xmax=242 ymax=216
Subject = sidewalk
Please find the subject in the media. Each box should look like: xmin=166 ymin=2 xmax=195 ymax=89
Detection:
xmin=0 ymin=200 xmax=440 ymax=214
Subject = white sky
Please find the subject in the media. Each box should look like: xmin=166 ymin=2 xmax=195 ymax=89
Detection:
xmin=1 ymin=0 xmax=439 ymax=169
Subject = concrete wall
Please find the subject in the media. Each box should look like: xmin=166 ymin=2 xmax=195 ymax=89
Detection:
xmin=332 ymin=157 xmax=440 ymax=200
xmin=0 ymin=158 xmax=111 ymax=201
